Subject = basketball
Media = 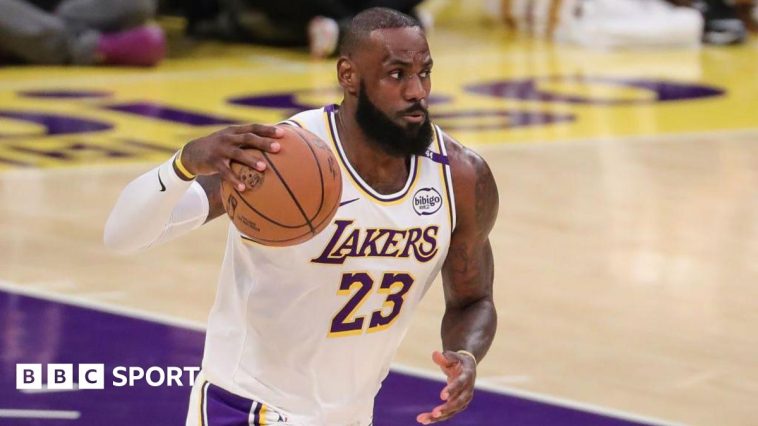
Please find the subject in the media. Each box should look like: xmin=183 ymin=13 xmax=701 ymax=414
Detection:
xmin=220 ymin=125 xmax=342 ymax=246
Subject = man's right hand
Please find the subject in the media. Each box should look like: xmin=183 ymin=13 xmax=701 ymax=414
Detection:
xmin=180 ymin=123 xmax=284 ymax=191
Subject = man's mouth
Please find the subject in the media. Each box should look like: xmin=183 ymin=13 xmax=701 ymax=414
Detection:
xmin=401 ymin=110 xmax=426 ymax=123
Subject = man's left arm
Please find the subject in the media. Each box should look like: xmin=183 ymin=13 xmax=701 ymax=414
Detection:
xmin=417 ymin=138 xmax=499 ymax=424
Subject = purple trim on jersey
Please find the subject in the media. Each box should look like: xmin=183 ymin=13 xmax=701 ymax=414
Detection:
xmin=280 ymin=119 xmax=303 ymax=128
xmin=433 ymin=125 xmax=455 ymax=229
xmin=325 ymin=104 xmax=338 ymax=113
xmin=0 ymin=288 xmax=666 ymax=426
xmin=423 ymin=149 xmax=449 ymax=165
xmin=326 ymin=109 xmax=418 ymax=203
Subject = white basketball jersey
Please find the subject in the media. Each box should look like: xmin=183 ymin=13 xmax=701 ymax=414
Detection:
xmin=201 ymin=105 xmax=456 ymax=425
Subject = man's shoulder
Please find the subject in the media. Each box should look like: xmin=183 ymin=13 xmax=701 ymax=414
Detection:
xmin=439 ymin=132 xmax=490 ymax=183
xmin=283 ymin=106 xmax=330 ymax=128
xmin=439 ymin=132 xmax=498 ymax=233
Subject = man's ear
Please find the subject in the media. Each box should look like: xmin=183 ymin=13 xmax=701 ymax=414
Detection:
xmin=337 ymin=56 xmax=359 ymax=96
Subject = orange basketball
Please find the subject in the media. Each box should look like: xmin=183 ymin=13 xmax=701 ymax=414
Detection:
xmin=220 ymin=125 xmax=342 ymax=246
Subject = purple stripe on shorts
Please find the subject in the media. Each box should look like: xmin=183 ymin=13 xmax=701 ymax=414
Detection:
xmin=251 ymin=401 xmax=263 ymax=426
xmin=205 ymin=383 xmax=255 ymax=425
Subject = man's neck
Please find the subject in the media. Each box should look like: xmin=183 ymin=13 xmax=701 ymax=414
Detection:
xmin=335 ymin=103 xmax=411 ymax=195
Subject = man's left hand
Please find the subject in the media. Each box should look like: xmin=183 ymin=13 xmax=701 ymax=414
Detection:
xmin=416 ymin=350 xmax=476 ymax=424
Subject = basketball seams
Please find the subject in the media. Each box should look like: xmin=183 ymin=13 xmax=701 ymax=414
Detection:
xmin=289 ymin=128 xmax=327 ymax=222
xmin=231 ymin=180 xmax=309 ymax=229
xmin=220 ymin=120 xmax=341 ymax=246
xmin=240 ymin=196 xmax=341 ymax=246
xmin=261 ymin=151 xmax=316 ymax=235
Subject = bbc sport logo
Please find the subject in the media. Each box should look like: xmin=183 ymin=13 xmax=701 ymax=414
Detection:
xmin=16 ymin=364 xmax=200 ymax=390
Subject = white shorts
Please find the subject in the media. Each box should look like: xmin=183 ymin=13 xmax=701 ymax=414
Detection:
xmin=185 ymin=371 xmax=373 ymax=426
xmin=186 ymin=371 xmax=295 ymax=426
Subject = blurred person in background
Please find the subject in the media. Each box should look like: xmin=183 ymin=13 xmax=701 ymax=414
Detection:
xmin=174 ymin=0 xmax=431 ymax=58
xmin=503 ymin=0 xmax=704 ymax=49
xmin=668 ymin=0 xmax=754 ymax=44
xmin=734 ymin=0 xmax=758 ymax=31
xmin=497 ymin=0 xmax=754 ymax=48
xmin=0 ymin=0 xmax=165 ymax=66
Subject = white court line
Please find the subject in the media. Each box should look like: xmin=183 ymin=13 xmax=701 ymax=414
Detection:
xmin=0 ymin=279 xmax=684 ymax=425
xmin=391 ymin=364 xmax=684 ymax=426
xmin=0 ymin=280 xmax=205 ymax=332
xmin=485 ymin=374 xmax=532 ymax=384
xmin=0 ymin=409 xmax=81 ymax=419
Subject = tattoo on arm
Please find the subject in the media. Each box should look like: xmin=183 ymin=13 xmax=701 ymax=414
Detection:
xmin=197 ymin=175 xmax=226 ymax=223
xmin=439 ymin=136 xmax=499 ymax=360
xmin=447 ymin=245 xmax=470 ymax=275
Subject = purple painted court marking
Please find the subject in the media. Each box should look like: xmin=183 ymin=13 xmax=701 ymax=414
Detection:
xmin=465 ymin=76 xmax=725 ymax=105
xmin=11 ymin=142 xmax=134 ymax=160
xmin=103 ymin=102 xmax=240 ymax=126
xmin=17 ymin=90 xmax=112 ymax=99
xmin=0 ymin=288 xmax=667 ymax=426
xmin=115 ymin=138 xmax=177 ymax=153
xmin=0 ymin=156 xmax=30 ymax=167
xmin=0 ymin=110 xmax=112 ymax=136
xmin=228 ymin=89 xmax=452 ymax=113
xmin=431 ymin=109 xmax=576 ymax=130
xmin=0 ymin=289 xmax=201 ymax=425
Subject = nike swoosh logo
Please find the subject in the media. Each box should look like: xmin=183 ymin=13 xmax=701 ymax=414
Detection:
xmin=339 ymin=197 xmax=359 ymax=207
xmin=158 ymin=170 xmax=166 ymax=192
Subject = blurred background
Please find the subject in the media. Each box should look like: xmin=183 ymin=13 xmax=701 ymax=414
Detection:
xmin=1 ymin=1 xmax=757 ymax=425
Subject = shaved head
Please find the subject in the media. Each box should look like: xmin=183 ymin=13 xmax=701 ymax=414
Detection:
xmin=339 ymin=7 xmax=422 ymax=57
xmin=335 ymin=7 xmax=433 ymax=157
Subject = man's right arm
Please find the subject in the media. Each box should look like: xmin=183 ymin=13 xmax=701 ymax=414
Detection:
xmin=196 ymin=175 xmax=225 ymax=223
xmin=103 ymin=123 xmax=282 ymax=254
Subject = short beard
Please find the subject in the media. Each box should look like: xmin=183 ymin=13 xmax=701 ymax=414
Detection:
xmin=354 ymin=81 xmax=433 ymax=157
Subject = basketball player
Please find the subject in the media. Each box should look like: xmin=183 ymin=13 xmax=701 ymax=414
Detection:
xmin=104 ymin=7 xmax=498 ymax=425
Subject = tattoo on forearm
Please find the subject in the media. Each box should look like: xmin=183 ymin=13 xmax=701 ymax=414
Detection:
xmin=198 ymin=175 xmax=225 ymax=222
xmin=444 ymin=238 xmax=495 ymax=307
xmin=448 ymin=245 xmax=470 ymax=274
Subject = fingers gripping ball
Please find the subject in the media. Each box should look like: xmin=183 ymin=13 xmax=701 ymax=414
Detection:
xmin=220 ymin=125 xmax=342 ymax=246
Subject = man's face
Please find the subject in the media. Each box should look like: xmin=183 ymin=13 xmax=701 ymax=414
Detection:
xmin=353 ymin=27 xmax=434 ymax=156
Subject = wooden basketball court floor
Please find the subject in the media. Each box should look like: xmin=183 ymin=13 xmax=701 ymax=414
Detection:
xmin=0 ymin=23 xmax=756 ymax=426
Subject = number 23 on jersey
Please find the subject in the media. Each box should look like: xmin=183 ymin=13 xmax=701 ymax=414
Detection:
xmin=329 ymin=272 xmax=415 ymax=337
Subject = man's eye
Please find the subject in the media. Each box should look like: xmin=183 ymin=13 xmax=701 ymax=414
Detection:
xmin=420 ymin=70 xmax=431 ymax=78
xmin=389 ymin=71 xmax=402 ymax=79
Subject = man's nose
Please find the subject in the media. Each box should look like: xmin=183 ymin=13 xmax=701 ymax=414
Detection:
xmin=404 ymin=75 xmax=427 ymax=102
